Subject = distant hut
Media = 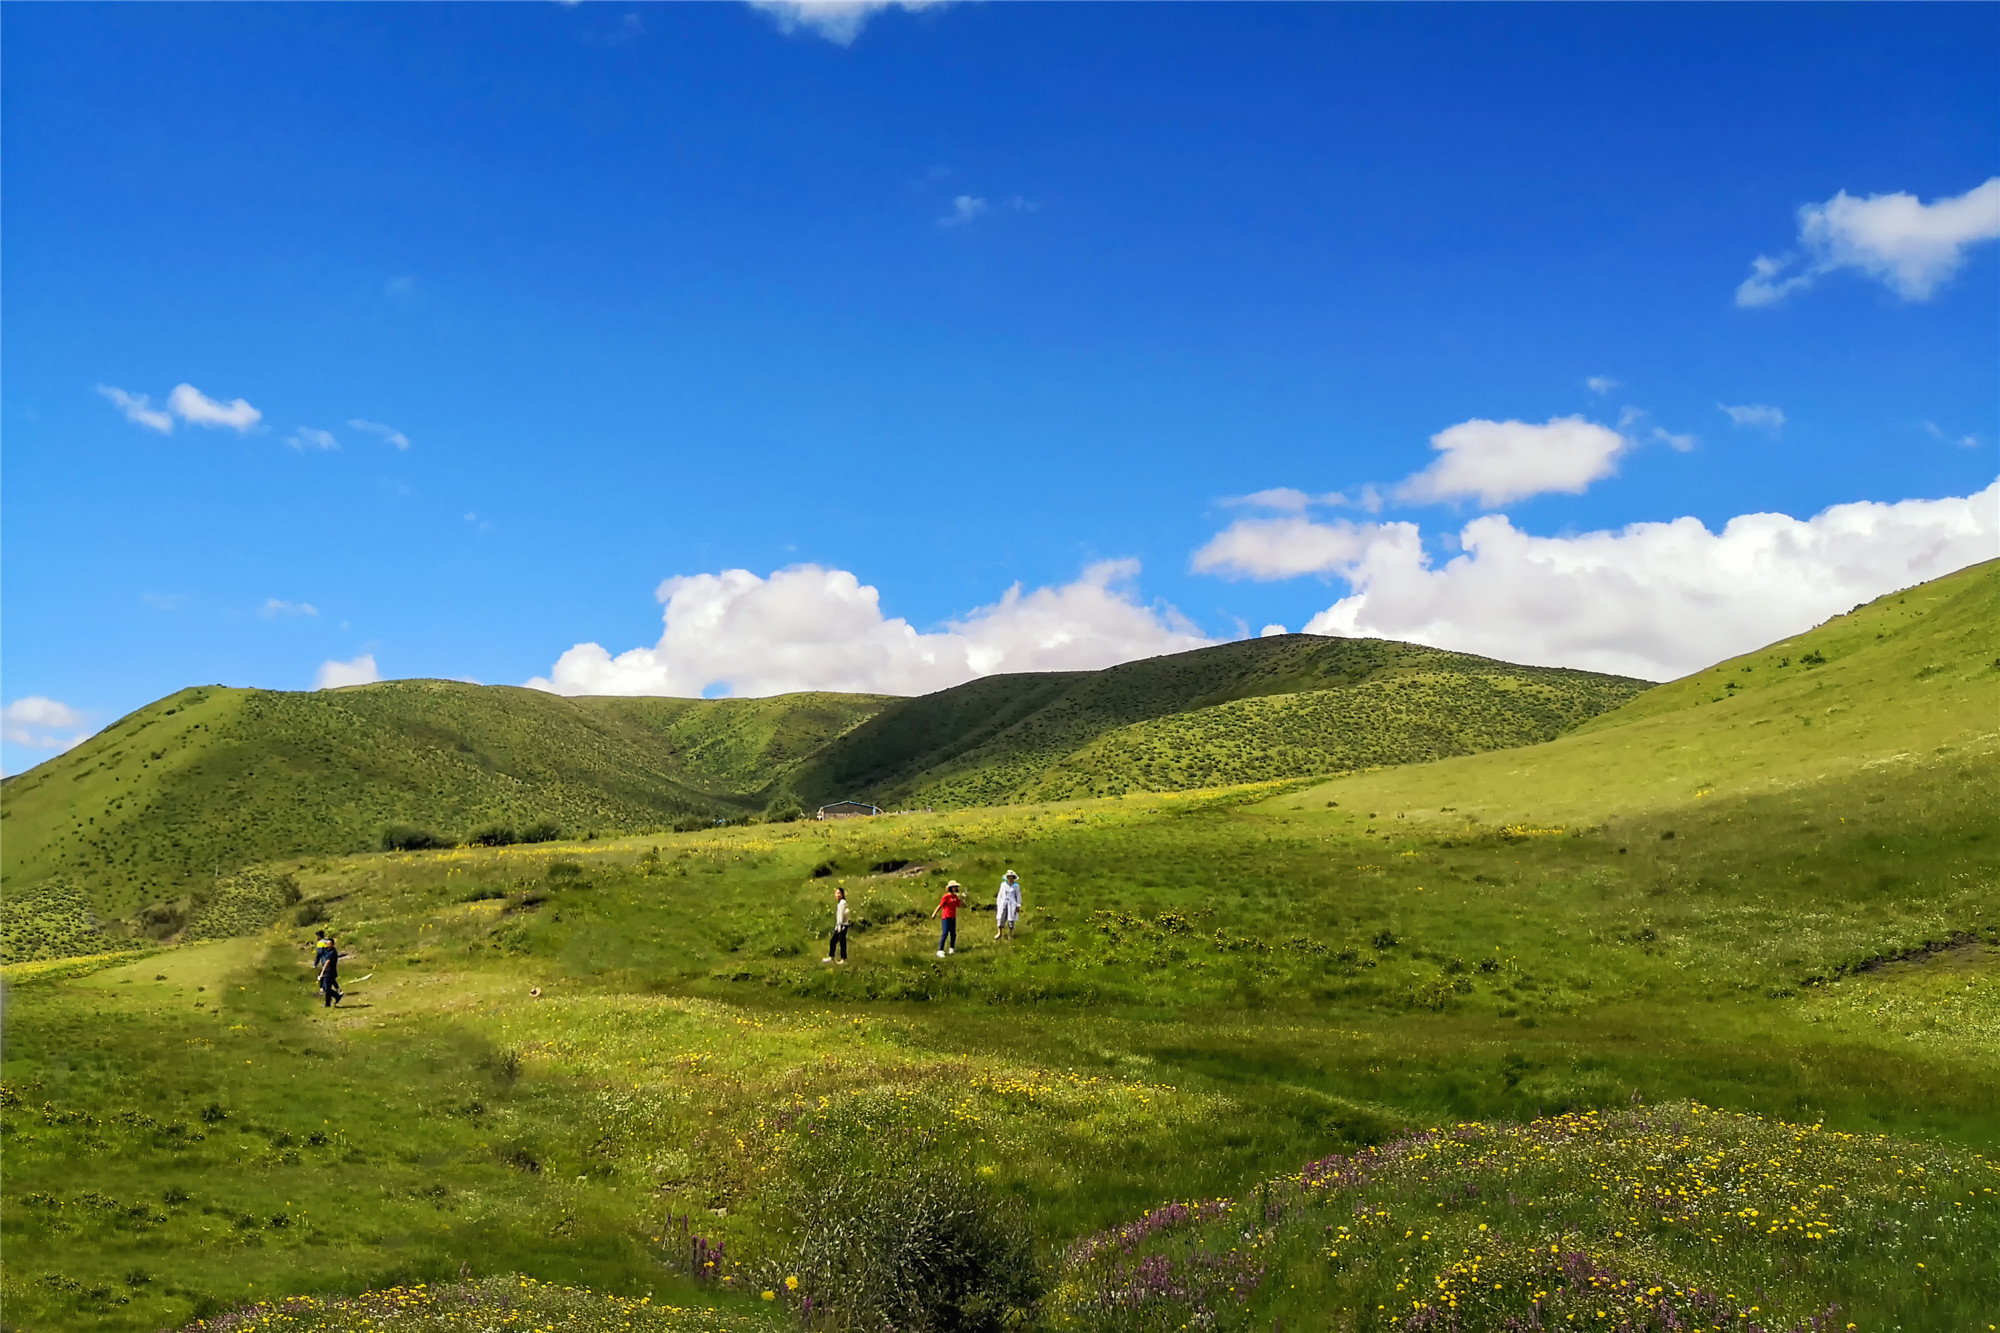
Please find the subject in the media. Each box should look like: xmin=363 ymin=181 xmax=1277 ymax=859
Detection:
xmin=817 ymin=800 xmax=881 ymax=820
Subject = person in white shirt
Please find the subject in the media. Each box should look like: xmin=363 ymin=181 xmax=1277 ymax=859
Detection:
xmin=994 ymin=869 xmax=1022 ymax=941
xmin=824 ymin=887 xmax=850 ymax=964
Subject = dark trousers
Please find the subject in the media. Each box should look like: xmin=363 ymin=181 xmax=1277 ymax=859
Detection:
xmin=320 ymin=974 xmax=341 ymax=1006
xmin=938 ymin=918 xmax=957 ymax=950
xmin=827 ymin=926 xmax=848 ymax=960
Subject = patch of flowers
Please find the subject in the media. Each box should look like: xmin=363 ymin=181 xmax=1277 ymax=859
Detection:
xmin=181 ymin=1274 xmax=778 ymax=1332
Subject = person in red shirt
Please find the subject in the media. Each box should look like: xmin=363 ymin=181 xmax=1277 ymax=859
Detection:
xmin=931 ymin=880 xmax=963 ymax=957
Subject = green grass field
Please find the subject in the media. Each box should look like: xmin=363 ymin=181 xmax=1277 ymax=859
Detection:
xmin=0 ymin=634 xmax=1644 ymax=958
xmin=2 ymin=561 xmax=1995 ymax=1333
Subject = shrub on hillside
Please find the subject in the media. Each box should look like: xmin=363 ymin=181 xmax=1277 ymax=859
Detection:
xmin=772 ymin=1110 xmax=1041 ymax=1332
xmin=468 ymin=824 xmax=518 ymax=847
xmin=382 ymin=825 xmax=451 ymax=852
xmin=519 ymin=819 xmax=563 ymax=844
xmin=0 ymin=877 xmax=109 ymax=963
xmin=184 ymin=869 xmax=302 ymax=943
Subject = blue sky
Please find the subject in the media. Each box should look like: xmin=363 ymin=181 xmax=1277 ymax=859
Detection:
xmin=4 ymin=1 xmax=1997 ymax=768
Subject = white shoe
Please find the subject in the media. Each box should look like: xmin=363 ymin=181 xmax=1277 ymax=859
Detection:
xmin=836 ymin=959 xmax=845 ymax=965
xmin=822 ymin=957 xmax=834 ymax=964
xmin=937 ymin=950 xmax=946 ymax=958
xmin=947 ymin=947 xmax=955 ymax=954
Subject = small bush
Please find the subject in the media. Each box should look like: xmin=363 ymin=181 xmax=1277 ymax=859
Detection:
xmin=546 ymin=860 xmax=587 ymax=885
xmin=778 ymin=1115 xmax=1041 ymax=1333
xmin=469 ymin=825 xmax=518 ymax=848
xmin=382 ymin=825 xmax=450 ymax=852
xmin=460 ymin=886 xmax=507 ymax=903
xmin=293 ymin=901 xmax=330 ymax=927
xmin=1372 ymin=929 xmax=1399 ymax=950
xmin=520 ymin=819 xmax=562 ymax=844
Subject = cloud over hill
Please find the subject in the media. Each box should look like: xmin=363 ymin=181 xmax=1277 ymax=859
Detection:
xmin=531 ymin=559 xmax=1211 ymax=698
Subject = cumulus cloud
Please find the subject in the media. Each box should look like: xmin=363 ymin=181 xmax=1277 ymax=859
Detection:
xmin=1720 ymin=403 xmax=1786 ymax=431
xmin=1192 ymin=516 xmax=1382 ymax=581
xmin=1397 ymin=415 xmax=1631 ymax=509
xmin=1221 ymin=487 xmax=1356 ymax=512
xmin=168 ymin=383 xmax=262 ymax=432
xmin=315 ymin=655 xmax=381 ymax=689
xmin=529 ymin=560 xmax=1212 ymax=698
xmin=748 ymin=0 xmax=941 ymax=45
xmin=3 ymin=696 xmax=93 ymax=751
xmin=1281 ymin=481 xmax=1998 ymax=681
xmin=260 ymin=599 xmax=319 ymax=619
xmin=1737 ymin=178 xmax=2000 ymax=307
xmin=97 ymin=385 xmax=175 ymax=434
xmin=285 ymin=427 xmax=339 ymax=451
xmin=349 ymin=419 xmax=412 ymax=450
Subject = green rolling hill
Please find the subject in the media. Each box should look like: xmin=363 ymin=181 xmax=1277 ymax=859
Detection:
xmin=0 ymin=636 xmax=1647 ymax=956
xmin=783 ymin=634 xmax=1650 ymax=808
xmin=0 ymin=683 xmax=890 ymax=941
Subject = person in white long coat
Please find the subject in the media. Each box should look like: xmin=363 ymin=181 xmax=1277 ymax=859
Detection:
xmin=994 ymin=869 xmax=1023 ymax=941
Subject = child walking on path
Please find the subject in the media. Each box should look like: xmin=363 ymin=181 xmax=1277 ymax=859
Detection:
xmin=932 ymin=881 xmax=963 ymax=957
xmin=994 ymin=869 xmax=1022 ymax=941
xmin=824 ymin=886 xmax=850 ymax=963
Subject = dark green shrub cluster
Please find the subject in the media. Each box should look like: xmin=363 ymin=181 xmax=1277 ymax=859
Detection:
xmin=0 ymin=877 xmax=110 ymax=962
xmin=468 ymin=824 xmax=518 ymax=847
xmin=381 ymin=825 xmax=450 ymax=852
xmin=774 ymin=1111 xmax=1041 ymax=1333
xmin=520 ymin=819 xmax=562 ymax=844
xmin=183 ymin=869 xmax=301 ymax=942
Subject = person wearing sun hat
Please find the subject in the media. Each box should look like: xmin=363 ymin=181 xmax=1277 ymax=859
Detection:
xmin=931 ymin=880 xmax=963 ymax=957
xmin=994 ymin=869 xmax=1022 ymax=941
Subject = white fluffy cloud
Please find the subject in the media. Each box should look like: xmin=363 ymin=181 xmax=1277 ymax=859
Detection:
xmin=97 ymin=385 xmax=175 ymax=433
xmin=1397 ymin=415 xmax=1631 ymax=509
xmin=1719 ymin=403 xmax=1786 ymax=430
xmin=1192 ymin=516 xmax=1379 ymax=580
xmin=1737 ymin=178 xmax=2000 ymax=307
xmin=167 ymin=383 xmax=263 ymax=432
xmin=529 ymin=560 xmax=1212 ymax=698
xmin=315 ymin=655 xmax=381 ymax=689
xmin=3 ymin=696 xmax=92 ymax=751
xmin=747 ymin=0 xmax=940 ymax=45
xmin=349 ymin=419 xmax=412 ymax=450
xmin=1275 ymin=481 xmax=1999 ymax=680
xmin=285 ymin=428 xmax=338 ymax=451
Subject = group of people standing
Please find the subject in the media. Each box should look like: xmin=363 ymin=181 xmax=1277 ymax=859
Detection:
xmin=823 ymin=869 xmax=1023 ymax=964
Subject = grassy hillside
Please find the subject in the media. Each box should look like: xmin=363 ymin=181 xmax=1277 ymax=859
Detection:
xmin=1262 ymin=556 xmax=2000 ymax=831
xmin=789 ymin=635 xmax=1649 ymax=808
xmin=0 ymin=683 xmax=889 ymax=944
xmin=3 ymin=563 xmax=1993 ymax=1333
xmin=0 ymin=637 xmax=1643 ymax=961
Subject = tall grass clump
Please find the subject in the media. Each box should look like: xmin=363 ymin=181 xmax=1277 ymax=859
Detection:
xmin=766 ymin=1097 xmax=1041 ymax=1332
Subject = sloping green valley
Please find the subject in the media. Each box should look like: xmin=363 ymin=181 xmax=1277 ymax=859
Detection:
xmin=1 ymin=636 xmax=1644 ymax=957
xmin=1 ymin=561 xmax=1995 ymax=1333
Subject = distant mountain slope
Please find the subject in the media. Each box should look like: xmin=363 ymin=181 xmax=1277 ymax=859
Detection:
xmin=0 ymin=682 xmax=890 ymax=927
xmin=786 ymin=635 xmax=1650 ymax=808
xmin=1273 ymin=557 xmax=2000 ymax=827
xmin=0 ymin=634 xmax=1647 ymax=956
